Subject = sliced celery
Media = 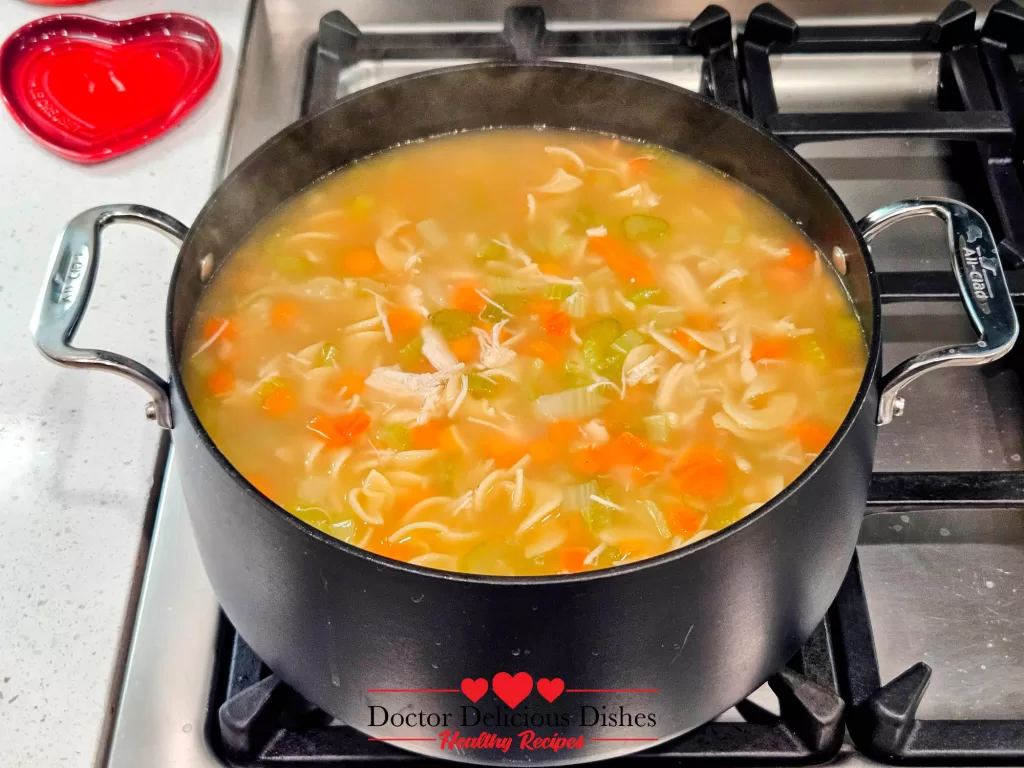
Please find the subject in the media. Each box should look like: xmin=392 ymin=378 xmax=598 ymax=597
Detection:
xmin=467 ymin=373 xmax=498 ymax=398
xmin=544 ymin=283 xmax=576 ymax=301
xmin=398 ymin=335 xmax=425 ymax=367
xmin=430 ymin=308 xmax=475 ymax=340
xmin=622 ymin=214 xmax=670 ymax=241
xmin=475 ymin=241 xmax=507 ymax=263
xmin=611 ymin=329 xmax=646 ymax=356
xmin=267 ymin=245 xmax=312 ymax=278
xmin=583 ymin=318 xmax=624 ymax=372
xmin=254 ymin=376 xmax=286 ymax=400
xmin=799 ymin=337 xmax=828 ymax=367
xmin=548 ymin=233 xmax=580 ymax=256
xmin=566 ymin=292 xmax=588 ymax=318
xmin=534 ymin=387 xmax=607 ymax=421
xmin=626 ymin=287 xmax=667 ymax=306
xmin=643 ymin=414 xmax=671 ymax=444
xmin=833 ymin=316 xmax=864 ymax=347
xmin=480 ymin=303 xmax=508 ymax=323
xmin=376 ymin=423 xmax=412 ymax=451
xmin=581 ymin=505 xmax=611 ymax=536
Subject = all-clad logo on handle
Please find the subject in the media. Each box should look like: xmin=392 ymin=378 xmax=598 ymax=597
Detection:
xmin=59 ymin=253 xmax=86 ymax=305
xmin=959 ymin=222 xmax=998 ymax=312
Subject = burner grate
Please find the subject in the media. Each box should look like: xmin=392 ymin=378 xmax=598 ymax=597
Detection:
xmin=209 ymin=3 xmax=1024 ymax=765
xmin=830 ymin=554 xmax=1024 ymax=763
xmin=305 ymin=5 xmax=740 ymax=115
xmin=212 ymin=618 xmax=846 ymax=766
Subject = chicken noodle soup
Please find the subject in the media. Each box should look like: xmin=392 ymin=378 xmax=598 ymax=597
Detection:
xmin=182 ymin=130 xmax=866 ymax=576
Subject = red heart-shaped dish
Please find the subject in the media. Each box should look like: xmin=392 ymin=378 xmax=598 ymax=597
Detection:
xmin=0 ymin=13 xmax=220 ymax=163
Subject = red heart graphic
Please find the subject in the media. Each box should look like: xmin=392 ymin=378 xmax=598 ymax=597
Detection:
xmin=491 ymin=672 xmax=533 ymax=709
xmin=0 ymin=13 xmax=221 ymax=163
xmin=536 ymin=677 xmax=565 ymax=703
xmin=460 ymin=677 xmax=489 ymax=703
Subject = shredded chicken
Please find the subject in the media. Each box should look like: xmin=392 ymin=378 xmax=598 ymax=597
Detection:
xmin=421 ymin=326 xmax=459 ymax=372
xmin=472 ymin=320 xmax=519 ymax=369
xmin=544 ymin=145 xmax=587 ymax=172
xmin=535 ymin=168 xmax=583 ymax=194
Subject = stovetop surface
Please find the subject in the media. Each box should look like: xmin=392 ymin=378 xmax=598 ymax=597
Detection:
xmin=105 ymin=1 xmax=1024 ymax=766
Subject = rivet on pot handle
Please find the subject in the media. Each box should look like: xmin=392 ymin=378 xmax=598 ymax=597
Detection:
xmin=30 ymin=204 xmax=189 ymax=429
xmin=860 ymin=198 xmax=1019 ymax=426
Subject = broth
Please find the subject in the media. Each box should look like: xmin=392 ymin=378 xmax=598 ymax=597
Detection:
xmin=182 ymin=129 xmax=866 ymax=576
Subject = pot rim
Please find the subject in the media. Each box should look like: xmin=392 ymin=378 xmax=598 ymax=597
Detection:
xmin=166 ymin=60 xmax=883 ymax=587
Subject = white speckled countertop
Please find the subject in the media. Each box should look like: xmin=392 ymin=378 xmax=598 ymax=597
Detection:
xmin=0 ymin=2 xmax=249 ymax=765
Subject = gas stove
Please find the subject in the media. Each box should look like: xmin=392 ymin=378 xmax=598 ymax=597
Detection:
xmin=104 ymin=1 xmax=1024 ymax=765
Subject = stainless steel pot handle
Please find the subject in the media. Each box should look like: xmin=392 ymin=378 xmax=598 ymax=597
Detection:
xmin=860 ymin=198 xmax=1019 ymax=426
xmin=30 ymin=204 xmax=189 ymax=429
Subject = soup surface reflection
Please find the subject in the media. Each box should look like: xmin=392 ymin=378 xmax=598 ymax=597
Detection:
xmin=182 ymin=129 xmax=866 ymax=576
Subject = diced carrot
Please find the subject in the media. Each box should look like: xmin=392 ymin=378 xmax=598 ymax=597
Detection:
xmin=523 ymin=338 xmax=564 ymax=365
xmin=672 ymin=445 xmax=730 ymax=500
xmin=538 ymin=261 xmax=568 ymax=277
xmin=572 ymin=448 xmax=608 ymax=475
xmin=593 ymin=433 xmax=665 ymax=481
xmin=336 ymin=371 xmax=366 ymax=397
xmin=765 ymin=263 xmax=809 ymax=292
xmin=387 ymin=307 xmax=422 ymax=338
xmin=561 ymin=546 xmax=591 ymax=573
xmin=343 ymin=246 xmax=383 ymax=276
xmin=549 ymin=420 xmax=580 ymax=444
xmin=270 ymin=300 xmax=299 ymax=330
xmin=673 ymin=328 xmax=705 ymax=355
xmin=788 ymin=421 xmax=833 ymax=454
xmin=261 ymin=386 xmax=295 ymax=416
xmin=541 ymin=311 xmax=572 ymax=338
xmin=438 ymin=426 xmax=462 ymax=454
xmin=333 ymin=409 xmax=371 ymax=441
xmin=781 ymin=242 xmax=817 ymax=271
xmin=451 ymin=281 xmax=487 ymax=315
xmin=479 ymin=434 xmax=527 ymax=468
xmin=206 ymin=369 xmax=235 ymax=397
xmin=636 ymin=446 xmax=667 ymax=476
xmin=588 ymin=236 xmax=654 ymax=285
xmin=202 ymin=316 xmax=236 ymax=342
xmin=394 ymin=486 xmax=434 ymax=514
xmin=628 ymin=156 xmax=654 ymax=175
xmin=449 ymin=336 xmax=479 ymax=363
xmin=410 ymin=420 xmax=443 ymax=450
xmin=306 ymin=410 xmax=371 ymax=447
xmin=528 ymin=298 xmax=560 ymax=318
xmin=606 ymin=432 xmax=649 ymax=464
xmin=528 ymin=438 xmax=559 ymax=464
xmin=668 ymin=505 xmax=704 ymax=538
xmin=750 ymin=338 xmax=791 ymax=363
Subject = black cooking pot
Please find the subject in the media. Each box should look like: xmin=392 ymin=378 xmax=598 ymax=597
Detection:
xmin=32 ymin=63 xmax=1018 ymax=765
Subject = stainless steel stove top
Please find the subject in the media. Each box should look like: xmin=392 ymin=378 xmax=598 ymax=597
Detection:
xmin=104 ymin=2 xmax=1024 ymax=766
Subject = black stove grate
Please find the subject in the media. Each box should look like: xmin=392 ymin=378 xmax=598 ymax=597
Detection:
xmin=209 ymin=3 xmax=1024 ymax=765
xmin=212 ymin=618 xmax=847 ymax=766
xmin=304 ymin=5 xmax=741 ymax=116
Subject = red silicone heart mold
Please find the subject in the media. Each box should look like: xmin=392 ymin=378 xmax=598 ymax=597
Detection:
xmin=0 ymin=13 xmax=220 ymax=163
